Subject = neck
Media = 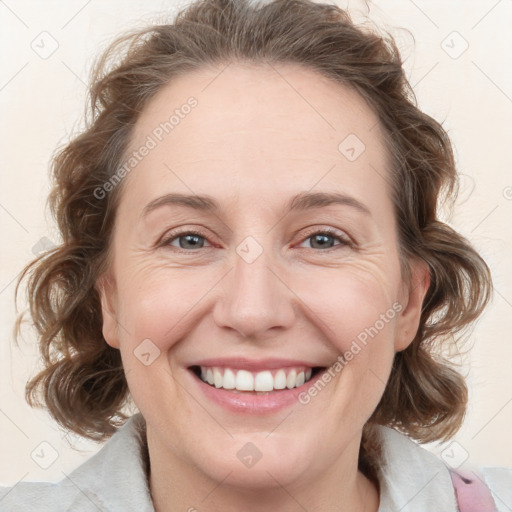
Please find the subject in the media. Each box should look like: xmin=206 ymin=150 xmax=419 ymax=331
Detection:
xmin=145 ymin=427 xmax=380 ymax=512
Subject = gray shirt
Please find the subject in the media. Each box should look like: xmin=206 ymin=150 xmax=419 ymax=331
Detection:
xmin=1 ymin=413 xmax=511 ymax=511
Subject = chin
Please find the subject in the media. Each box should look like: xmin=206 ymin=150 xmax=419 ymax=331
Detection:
xmin=195 ymin=434 xmax=315 ymax=490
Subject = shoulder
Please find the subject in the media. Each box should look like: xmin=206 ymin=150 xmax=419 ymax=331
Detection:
xmin=0 ymin=413 xmax=154 ymax=512
xmin=375 ymin=425 xmax=512 ymax=512
xmin=0 ymin=481 xmax=75 ymax=512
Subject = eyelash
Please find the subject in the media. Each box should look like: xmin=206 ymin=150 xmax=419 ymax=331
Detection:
xmin=159 ymin=226 xmax=353 ymax=254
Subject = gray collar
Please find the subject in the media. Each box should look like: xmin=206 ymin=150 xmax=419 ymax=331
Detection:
xmin=1 ymin=413 xmax=459 ymax=511
xmin=63 ymin=412 xmax=154 ymax=511
xmin=73 ymin=413 xmax=457 ymax=512
xmin=376 ymin=425 xmax=457 ymax=511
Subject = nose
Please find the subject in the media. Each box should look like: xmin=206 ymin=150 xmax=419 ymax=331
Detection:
xmin=212 ymin=246 xmax=296 ymax=340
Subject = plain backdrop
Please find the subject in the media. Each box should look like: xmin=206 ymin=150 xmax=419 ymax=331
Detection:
xmin=1 ymin=0 xmax=511 ymax=485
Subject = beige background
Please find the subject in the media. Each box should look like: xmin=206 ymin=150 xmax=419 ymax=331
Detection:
xmin=1 ymin=0 xmax=511 ymax=485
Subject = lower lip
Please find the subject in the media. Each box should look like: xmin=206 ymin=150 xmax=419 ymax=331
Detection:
xmin=188 ymin=369 xmax=326 ymax=414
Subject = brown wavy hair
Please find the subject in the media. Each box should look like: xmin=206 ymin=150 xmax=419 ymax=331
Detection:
xmin=14 ymin=0 xmax=492 ymax=483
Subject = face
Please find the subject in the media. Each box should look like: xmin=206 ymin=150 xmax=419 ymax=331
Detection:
xmin=98 ymin=63 xmax=429 ymax=492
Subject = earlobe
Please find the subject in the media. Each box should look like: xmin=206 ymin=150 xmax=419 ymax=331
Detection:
xmin=394 ymin=259 xmax=431 ymax=352
xmin=95 ymin=272 xmax=121 ymax=349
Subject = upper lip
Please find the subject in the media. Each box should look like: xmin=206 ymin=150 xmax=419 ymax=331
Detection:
xmin=188 ymin=358 xmax=326 ymax=371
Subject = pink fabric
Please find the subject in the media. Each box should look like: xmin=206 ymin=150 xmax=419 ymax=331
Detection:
xmin=450 ymin=469 xmax=498 ymax=512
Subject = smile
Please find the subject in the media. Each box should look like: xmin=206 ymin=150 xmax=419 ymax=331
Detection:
xmin=192 ymin=365 xmax=323 ymax=392
xmin=186 ymin=358 xmax=331 ymax=413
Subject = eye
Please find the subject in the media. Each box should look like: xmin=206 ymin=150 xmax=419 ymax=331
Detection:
xmin=160 ymin=229 xmax=212 ymax=251
xmin=159 ymin=226 xmax=352 ymax=253
xmin=297 ymin=227 xmax=351 ymax=250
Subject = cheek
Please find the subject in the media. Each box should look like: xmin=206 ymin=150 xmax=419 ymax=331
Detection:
xmin=293 ymin=264 xmax=400 ymax=400
xmin=296 ymin=262 xmax=400 ymax=343
xmin=112 ymin=267 xmax=204 ymax=415
xmin=114 ymin=264 xmax=214 ymax=350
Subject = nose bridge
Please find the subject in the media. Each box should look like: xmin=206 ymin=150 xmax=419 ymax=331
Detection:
xmin=213 ymin=238 xmax=295 ymax=339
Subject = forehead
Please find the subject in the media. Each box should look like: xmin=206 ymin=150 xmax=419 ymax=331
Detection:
xmin=121 ymin=62 xmax=391 ymax=215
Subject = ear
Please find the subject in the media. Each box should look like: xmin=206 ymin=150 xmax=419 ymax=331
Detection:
xmin=95 ymin=271 xmax=121 ymax=349
xmin=394 ymin=258 xmax=431 ymax=352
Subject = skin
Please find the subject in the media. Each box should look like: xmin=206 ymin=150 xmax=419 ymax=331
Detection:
xmin=97 ymin=62 xmax=430 ymax=512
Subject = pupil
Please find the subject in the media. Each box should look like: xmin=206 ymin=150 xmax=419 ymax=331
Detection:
xmin=180 ymin=234 xmax=203 ymax=249
xmin=312 ymin=234 xmax=333 ymax=249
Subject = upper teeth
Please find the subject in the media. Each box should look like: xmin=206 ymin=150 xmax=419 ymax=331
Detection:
xmin=199 ymin=367 xmax=313 ymax=391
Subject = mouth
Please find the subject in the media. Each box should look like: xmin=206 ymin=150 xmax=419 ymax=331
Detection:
xmin=186 ymin=359 xmax=334 ymax=413
xmin=189 ymin=365 xmax=326 ymax=394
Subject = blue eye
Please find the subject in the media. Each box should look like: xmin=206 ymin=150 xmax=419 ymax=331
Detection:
xmin=160 ymin=227 xmax=351 ymax=253
xmin=298 ymin=229 xmax=350 ymax=250
xmin=162 ymin=230 xmax=210 ymax=250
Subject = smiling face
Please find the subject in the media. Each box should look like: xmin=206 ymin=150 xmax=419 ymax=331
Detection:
xmin=97 ymin=62 xmax=429 ymax=501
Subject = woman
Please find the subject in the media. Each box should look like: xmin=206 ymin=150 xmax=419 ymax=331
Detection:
xmin=1 ymin=0 xmax=510 ymax=510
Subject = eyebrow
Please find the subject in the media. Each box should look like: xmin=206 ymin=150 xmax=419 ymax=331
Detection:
xmin=141 ymin=191 xmax=372 ymax=219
